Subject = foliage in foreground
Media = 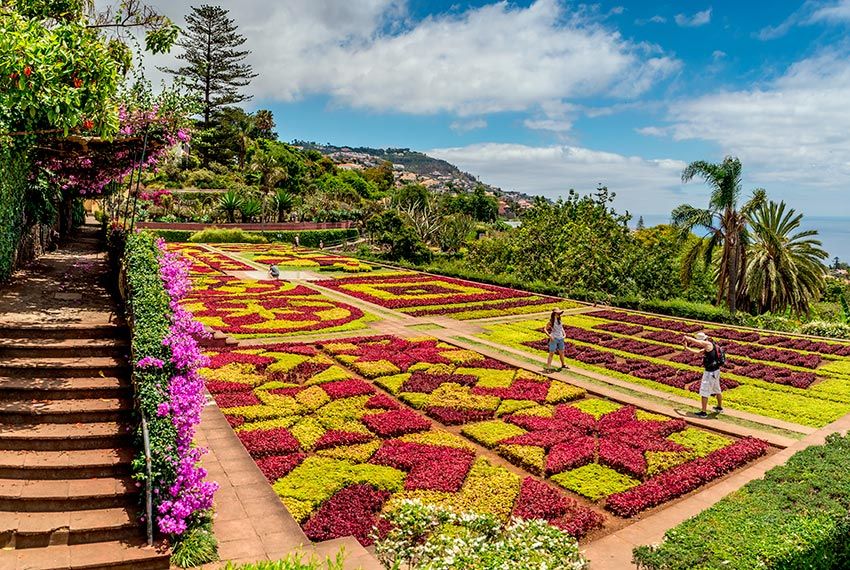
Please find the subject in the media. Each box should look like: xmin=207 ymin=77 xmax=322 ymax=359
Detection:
xmin=373 ymin=500 xmax=588 ymax=570
xmin=224 ymin=550 xmax=345 ymax=570
xmin=633 ymin=433 xmax=850 ymax=570
xmin=170 ymin=515 xmax=219 ymax=568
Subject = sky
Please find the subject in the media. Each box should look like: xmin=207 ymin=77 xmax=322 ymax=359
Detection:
xmin=133 ymin=0 xmax=850 ymax=219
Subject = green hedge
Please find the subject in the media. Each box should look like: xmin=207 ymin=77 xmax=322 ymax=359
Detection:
xmin=123 ymin=232 xmax=179 ymax=527
xmin=152 ymin=228 xmax=358 ymax=247
xmin=633 ymin=433 xmax=850 ymax=570
xmin=0 ymin=145 xmax=29 ymax=282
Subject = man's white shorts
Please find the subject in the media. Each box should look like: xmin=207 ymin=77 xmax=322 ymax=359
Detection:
xmin=699 ymin=370 xmax=722 ymax=397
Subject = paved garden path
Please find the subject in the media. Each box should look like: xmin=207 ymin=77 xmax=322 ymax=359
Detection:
xmin=0 ymin=225 xmax=169 ymax=569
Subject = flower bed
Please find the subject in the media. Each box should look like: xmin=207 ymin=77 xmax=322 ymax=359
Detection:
xmin=179 ymin=274 xmax=375 ymax=338
xmin=318 ymin=335 xmax=587 ymax=425
xmin=215 ymin=243 xmax=372 ymax=272
xmin=320 ymin=273 xmax=572 ymax=320
xmin=482 ymin=318 xmax=850 ymax=427
xmin=166 ymin=243 xmax=255 ymax=273
xmin=199 ymin=341 xmax=605 ymax=544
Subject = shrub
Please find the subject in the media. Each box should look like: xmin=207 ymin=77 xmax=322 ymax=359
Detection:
xmin=374 ymin=500 xmax=589 ymax=570
xmin=188 ymin=227 xmax=268 ymax=243
xmin=801 ymin=320 xmax=850 ymax=340
xmin=633 ymin=433 xmax=850 ymax=570
xmin=170 ymin=516 xmax=219 ymax=568
xmin=223 ymin=550 xmax=345 ymax=570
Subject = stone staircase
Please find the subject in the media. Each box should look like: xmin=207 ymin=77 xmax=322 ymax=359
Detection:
xmin=0 ymin=237 xmax=169 ymax=569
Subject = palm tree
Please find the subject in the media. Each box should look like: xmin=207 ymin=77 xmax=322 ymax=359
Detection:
xmin=746 ymin=201 xmax=828 ymax=315
xmin=218 ymin=189 xmax=242 ymax=223
xmin=673 ymin=156 xmax=766 ymax=314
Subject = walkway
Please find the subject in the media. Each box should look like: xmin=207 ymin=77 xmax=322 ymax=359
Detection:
xmin=0 ymin=226 xmax=168 ymax=569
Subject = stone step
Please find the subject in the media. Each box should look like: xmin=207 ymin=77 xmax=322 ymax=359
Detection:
xmin=0 ymin=506 xmax=143 ymax=549
xmin=0 ymin=397 xmax=131 ymax=424
xmin=0 ymin=448 xmax=134 ymax=480
xmin=0 ymin=422 xmax=132 ymax=451
xmin=0 ymin=377 xmax=131 ymax=402
xmin=0 ymin=357 xmax=128 ymax=379
xmin=0 ymin=476 xmax=137 ymax=512
xmin=0 ymin=537 xmax=170 ymax=570
xmin=0 ymin=338 xmax=129 ymax=359
xmin=0 ymin=324 xmax=127 ymax=341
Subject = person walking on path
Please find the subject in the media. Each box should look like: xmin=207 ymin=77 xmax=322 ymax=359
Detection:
xmin=684 ymin=332 xmax=724 ymax=417
xmin=294 ymin=234 xmax=300 ymax=248
xmin=544 ymin=308 xmax=567 ymax=371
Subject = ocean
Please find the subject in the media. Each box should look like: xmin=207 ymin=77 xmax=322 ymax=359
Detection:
xmin=632 ymin=215 xmax=850 ymax=263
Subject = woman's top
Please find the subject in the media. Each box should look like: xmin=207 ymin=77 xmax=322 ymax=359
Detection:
xmin=550 ymin=319 xmax=565 ymax=340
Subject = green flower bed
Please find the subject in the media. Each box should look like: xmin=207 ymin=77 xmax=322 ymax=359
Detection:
xmin=633 ymin=433 xmax=850 ymax=570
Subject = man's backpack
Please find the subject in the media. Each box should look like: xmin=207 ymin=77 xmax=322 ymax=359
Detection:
xmin=709 ymin=342 xmax=726 ymax=369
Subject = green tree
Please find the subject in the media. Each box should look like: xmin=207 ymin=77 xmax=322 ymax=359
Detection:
xmin=362 ymin=161 xmax=395 ymax=194
xmin=673 ymin=156 xmax=766 ymax=314
xmin=438 ymin=214 xmax=476 ymax=253
xmin=366 ymin=210 xmax=431 ymax=263
xmin=162 ymin=5 xmax=256 ymax=126
xmin=217 ymin=188 xmax=242 ymax=223
xmin=746 ymin=200 xmax=828 ymax=315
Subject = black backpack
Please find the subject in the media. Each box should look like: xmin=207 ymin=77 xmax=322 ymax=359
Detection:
xmin=706 ymin=342 xmax=726 ymax=370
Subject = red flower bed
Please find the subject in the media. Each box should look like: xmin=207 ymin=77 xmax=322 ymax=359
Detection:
xmin=205 ymin=380 xmax=254 ymax=393
xmin=208 ymin=351 xmax=275 ymax=369
xmin=361 ymin=409 xmax=432 ymax=437
xmin=426 ymin=407 xmax=494 ymax=425
xmin=370 ymin=440 xmax=475 ymax=492
xmin=321 ymin=378 xmax=376 ymax=399
xmin=546 ymin=439 xmax=597 ymax=474
xmin=471 ymin=379 xmax=550 ymax=403
xmin=237 ymin=427 xmax=301 ymax=457
xmin=313 ymin=430 xmax=375 ymax=450
xmin=606 ymin=437 xmax=770 ymax=517
xmin=404 ymin=297 xmax=555 ymax=317
xmin=213 ymin=391 xmax=261 ymax=408
xmin=594 ymin=322 xmax=644 ymax=335
xmin=302 ymin=484 xmax=390 ymax=545
xmin=511 ymin=478 xmax=604 ymax=539
xmin=255 ymin=453 xmax=307 ymax=482
xmin=365 ymin=394 xmax=400 ymax=410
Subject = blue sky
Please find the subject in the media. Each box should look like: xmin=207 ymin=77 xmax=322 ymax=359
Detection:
xmin=144 ymin=1 xmax=850 ymax=219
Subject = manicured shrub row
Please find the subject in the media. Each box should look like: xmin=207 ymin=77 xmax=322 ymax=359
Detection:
xmin=201 ymin=339 xmax=603 ymax=543
xmin=482 ymin=321 xmax=850 ymax=427
xmin=633 ymin=433 xmax=850 ymax=570
xmin=154 ymin=228 xmax=360 ymax=247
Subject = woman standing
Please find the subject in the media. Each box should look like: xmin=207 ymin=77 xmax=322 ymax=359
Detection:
xmin=544 ymin=308 xmax=566 ymax=371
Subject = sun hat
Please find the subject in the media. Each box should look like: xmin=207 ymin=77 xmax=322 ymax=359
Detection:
xmin=695 ymin=332 xmax=708 ymax=341
xmin=553 ymin=308 xmax=564 ymax=314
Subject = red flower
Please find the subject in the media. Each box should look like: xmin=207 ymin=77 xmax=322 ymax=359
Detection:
xmin=83 ymin=119 xmax=94 ymax=130
xmin=256 ymin=453 xmax=307 ymax=482
xmin=512 ymin=478 xmax=604 ymax=538
xmin=205 ymin=380 xmax=253 ymax=394
xmin=302 ymin=484 xmax=390 ymax=546
xmin=321 ymin=378 xmax=375 ymax=399
xmin=425 ymin=407 xmax=494 ymax=425
xmin=237 ymin=427 xmax=301 ymax=457
xmin=370 ymin=440 xmax=475 ymax=492
xmin=401 ymin=372 xmax=477 ymax=393
xmin=313 ymin=430 xmax=375 ymax=450
xmin=213 ymin=391 xmax=261 ymax=408
xmin=606 ymin=437 xmax=770 ymax=517
xmin=23 ymin=65 xmax=32 ymax=77
xmin=361 ymin=408 xmax=431 ymax=437
xmin=365 ymin=394 xmax=400 ymax=410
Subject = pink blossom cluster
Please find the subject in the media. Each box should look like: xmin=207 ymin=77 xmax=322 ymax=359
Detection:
xmin=153 ymin=242 xmax=218 ymax=536
xmin=139 ymin=188 xmax=172 ymax=207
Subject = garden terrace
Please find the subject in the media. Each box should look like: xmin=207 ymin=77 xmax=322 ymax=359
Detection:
xmin=199 ymin=334 xmax=772 ymax=546
xmin=479 ymin=314 xmax=850 ymax=428
xmin=319 ymin=273 xmax=572 ymax=320
xmin=215 ymin=243 xmax=373 ymax=273
xmin=181 ymin=275 xmax=377 ymax=338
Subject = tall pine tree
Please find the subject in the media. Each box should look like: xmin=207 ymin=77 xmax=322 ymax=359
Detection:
xmin=162 ymin=4 xmax=256 ymax=127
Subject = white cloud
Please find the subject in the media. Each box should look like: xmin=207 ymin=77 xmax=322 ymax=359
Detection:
xmin=650 ymin=15 xmax=667 ymax=23
xmin=636 ymin=126 xmax=669 ymax=137
xmin=809 ymin=0 xmax=850 ymax=23
xmin=712 ymin=50 xmax=727 ymax=61
xmin=450 ymin=118 xmax=487 ymax=133
xmin=141 ymin=0 xmax=678 ymax=117
xmin=674 ymin=8 xmax=712 ymax=27
xmin=652 ymin=50 xmax=850 ymax=214
xmin=523 ymin=118 xmax=575 ymax=133
xmin=428 ymin=143 xmax=688 ymax=213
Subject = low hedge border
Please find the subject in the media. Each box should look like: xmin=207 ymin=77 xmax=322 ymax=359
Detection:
xmin=632 ymin=432 xmax=850 ymax=570
xmin=153 ymin=228 xmax=359 ymax=247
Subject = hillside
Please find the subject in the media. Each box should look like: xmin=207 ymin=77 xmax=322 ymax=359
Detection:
xmin=294 ymin=141 xmax=538 ymax=207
